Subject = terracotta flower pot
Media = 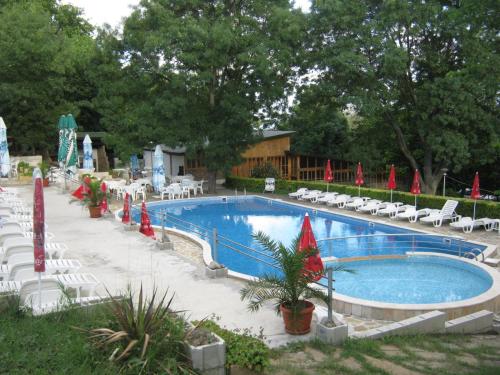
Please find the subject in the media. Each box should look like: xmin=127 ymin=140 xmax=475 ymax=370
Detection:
xmin=43 ymin=178 xmax=49 ymax=187
xmin=280 ymin=301 xmax=315 ymax=335
xmin=88 ymin=205 xmax=102 ymax=218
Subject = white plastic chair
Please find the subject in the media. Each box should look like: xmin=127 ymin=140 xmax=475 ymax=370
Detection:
xmin=136 ymin=186 xmax=147 ymax=201
xmin=419 ymin=200 xmax=459 ymax=227
xmin=195 ymin=180 xmax=205 ymax=195
xmin=263 ymin=178 xmax=275 ymax=193
xmin=288 ymin=188 xmax=308 ymax=199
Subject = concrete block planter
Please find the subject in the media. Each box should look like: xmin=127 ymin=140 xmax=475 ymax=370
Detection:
xmin=184 ymin=330 xmax=226 ymax=375
xmin=316 ymin=316 xmax=348 ymax=345
xmin=205 ymin=261 xmax=228 ymax=278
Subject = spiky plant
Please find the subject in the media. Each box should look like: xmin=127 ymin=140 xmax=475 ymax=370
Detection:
xmin=240 ymin=231 xmax=331 ymax=317
xmin=85 ymin=284 xmax=187 ymax=371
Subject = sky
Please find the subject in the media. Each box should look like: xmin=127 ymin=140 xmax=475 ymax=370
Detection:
xmin=62 ymin=0 xmax=311 ymax=29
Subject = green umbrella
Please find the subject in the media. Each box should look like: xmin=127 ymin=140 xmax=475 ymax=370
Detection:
xmin=64 ymin=114 xmax=78 ymax=173
xmin=57 ymin=115 xmax=67 ymax=167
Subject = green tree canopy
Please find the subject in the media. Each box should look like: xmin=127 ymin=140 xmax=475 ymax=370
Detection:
xmin=0 ymin=0 xmax=94 ymax=156
xmin=98 ymin=0 xmax=306 ymax=190
xmin=308 ymin=0 xmax=499 ymax=193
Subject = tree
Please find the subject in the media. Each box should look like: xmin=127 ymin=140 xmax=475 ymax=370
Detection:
xmin=282 ymin=84 xmax=349 ymax=158
xmin=103 ymin=0 xmax=305 ymax=191
xmin=308 ymin=0 xmax=499 ymax=193
xmin=0 ymin=0 xmax=95 ymax=156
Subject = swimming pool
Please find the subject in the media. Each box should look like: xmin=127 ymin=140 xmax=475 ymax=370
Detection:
xmin=128 ymin=196 xmax=499 ymax=318
xmin=137 ymin=196 xmax=485 ymax=278
xmin=326 ymin=256 xmax=492 ymax=304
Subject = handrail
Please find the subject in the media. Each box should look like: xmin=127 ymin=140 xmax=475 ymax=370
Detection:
xmin=317 ymin=232 xmax=464 ymax=242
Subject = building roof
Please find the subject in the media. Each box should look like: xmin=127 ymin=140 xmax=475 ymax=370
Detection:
xmin=76 ymin=132 xmax=107 ymax=139
xmin=259 ymin=130 xmax=295 ymax=140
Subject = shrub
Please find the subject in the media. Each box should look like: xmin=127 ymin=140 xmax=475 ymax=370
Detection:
xmin=225 ymin=176 xmax=500 ymax=219
xmin=195 ymin=319 xmax=270 ymax=372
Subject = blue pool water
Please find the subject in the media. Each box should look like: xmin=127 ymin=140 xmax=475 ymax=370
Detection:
xmin=132 ymin=196 xmax=490 ymax=303
xmin=327 ymin=256 xmax=492 ymax=304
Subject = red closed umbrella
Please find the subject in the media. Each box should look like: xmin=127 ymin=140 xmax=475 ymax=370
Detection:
xmin=33 ymin=169 xmax=45 ymax=310
xmin=355 ymin=162 xmax=364 ymax=196
xmin=298 ymin=213 xmax=324 ymax=282
xmin=139 ymin=201 xmax=156 ymax=239
xmin=410 ymin=169 xmax=421 ymax=209
xmin=471 ymin=172 xmax=480 ymax=220
xmin=122 ymin=193 xmax=130 ymax=224
xmin=71 ymin=176 xmax=91 ymax=200
xmin=100 ymin=182 xmax=108 ymax=215
xmin=324 ymin=159 xmax=333 ymax=192
xmin=387 ymin=165 xmax=396 ymax=202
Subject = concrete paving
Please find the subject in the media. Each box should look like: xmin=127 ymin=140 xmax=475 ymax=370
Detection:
xmin=15 ymin=184 xmax=300 ymax=348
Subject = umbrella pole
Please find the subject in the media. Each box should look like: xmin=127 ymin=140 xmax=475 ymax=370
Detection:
xmin=327 ymin=267 xmax=333 ymax=323
xmin=473 ymin=200 xmax=477 ymax=221
xmin=415 ymin=195 xmax=417 ymax=210
xmin=38 ymin=272 xmax=42 ymax=310
xmin=390 ymin=189 xmax=393 ymax=203
xmin=327 ymin=183 xmax=329 ymax=193
xmin=358 ymin=185 xmax=360 ymax=197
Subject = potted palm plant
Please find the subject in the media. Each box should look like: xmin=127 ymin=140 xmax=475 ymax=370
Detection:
xmin=240 ymin=232 xmax=329 ymax=335
xmin=82 ymin=177 xmax=106 ymax=218
xmin=38 ymin=161 xmax=50 ymax=187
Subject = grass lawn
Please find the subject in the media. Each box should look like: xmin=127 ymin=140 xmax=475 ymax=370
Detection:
xmin=1 ymin=303 xmax=499 ymax=375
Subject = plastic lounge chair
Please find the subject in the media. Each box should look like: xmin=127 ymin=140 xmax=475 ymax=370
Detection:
xmin=300 ymin=190 xmax=322 ymax=201
xmin=419 ymin=200 xmax=459 ymax=227
xmin=376 ymin=202 xmax=404 ymax=217
xmin=288 ymin=188 xmax=308 ymax=199
xmin=316 ymin=192 xmax=338 ymax=204
xmin=357 ymin=200 xmax=383 ymax=214
xmin=484 ymin=218 xmax=500 ymax=232
xmin=449 ymin=217 xmax=481 ymax=233
xmin=326 ymin=194 xmax=351 ymax=208
xmin=345 ymin=197 xmax=369 ymax=210
xmin=385 ymin=204 xmax=414 ymax=219
xmin=394 ymin=207 xmax=434 ymax=222
xmin=0 ymin=259 xmax=82 ymax=281
xmin=1 ymin=238 xmax=68 ymax=263
xmin=16 ymin=278 xmax=103 ymax=316
xmin=263 ymin=178 xmax=275 ymax=193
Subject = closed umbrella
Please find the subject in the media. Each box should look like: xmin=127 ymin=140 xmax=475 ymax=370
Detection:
xmin=298 ymin=213 xmax=324 ymax=282
xmin=32 ymin=167 xmax=45 ymax=309
xmin=471 ymin=172 xmax=480 ymax=220
xmin=0 ymin=117 xmax=11 ymax=177
xmin=64 ymin=114 xmax=78 ymax=175
xmin=324 ymin=159 xmax=333 ymax=192
xmin=410 ymin=169 xmax=421 ymax=209
xmin=122 ymin=193 xmax=131 ymax=224
xmin=82 ymin=134 xmax=93 ymax=170
xmin=100 ymin=182 xmax=108 ymax=215
xmin=139 ymin=201 xmax=156 ymax=239
xmin=387 ymin=165 xmax=396 ymax=202
xmin=355 ymin=162 xmax=364 ymax=197
xmin=57 ymin=115 xmax=67 ymax=168
xmin=130 ymin=154 xmax=139 ymax=179
xmin=152 ymin=145 xmax=165 ymax=192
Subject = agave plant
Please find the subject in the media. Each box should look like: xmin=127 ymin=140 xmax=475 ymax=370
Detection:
xmin=86 ymin=284 xmax=186 ymax=368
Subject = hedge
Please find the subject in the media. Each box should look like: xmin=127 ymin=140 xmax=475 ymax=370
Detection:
xmin=225 ymin=176 xmax=500 ymax=219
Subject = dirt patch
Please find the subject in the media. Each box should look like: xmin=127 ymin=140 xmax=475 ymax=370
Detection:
xmin=413 ymin=350 xmax=447 ymax=362
xmin=339 ymin=357 xmax=363 ymax=371
xmin=380 ymin=345 xmax=404 ymax=357
xmin=457 ymin=353 xmax=479 ymax=366
xmin=364 ymin=355 xmax=423 ymax=375
xmin=305 ymin=347 xmax=326 ymax=362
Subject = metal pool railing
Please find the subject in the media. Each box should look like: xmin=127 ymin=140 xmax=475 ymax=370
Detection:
xmin=316 ymin=233 xmax=485 ymax=261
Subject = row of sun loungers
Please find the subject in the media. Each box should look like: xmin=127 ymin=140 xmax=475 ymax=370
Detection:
xmin=288 ymin=188 xmax=499 ymax=233
xmin=0 ymin=187 xmax=102 ymax=315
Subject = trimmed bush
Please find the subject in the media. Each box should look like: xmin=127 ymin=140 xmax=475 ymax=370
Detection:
xmin=225 ymin=176 xmax=500 ymax=219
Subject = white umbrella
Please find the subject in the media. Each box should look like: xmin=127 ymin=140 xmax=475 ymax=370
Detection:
xmin=0 ymin=117 xmax=11 ymax=177
xmin=82 ymin=134 xmax=93 ymax=170
xmin=152 ymin=145 xmax=165 ymax=192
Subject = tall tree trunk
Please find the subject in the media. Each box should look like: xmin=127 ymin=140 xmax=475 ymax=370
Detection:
xmin=207 ymin=170 xmax=217 ymax=194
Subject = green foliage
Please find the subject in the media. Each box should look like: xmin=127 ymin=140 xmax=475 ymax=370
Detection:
xmin=83 ymin=284 xmax=190 ymax=373
xmin=38 ymin=161 xmax=50 ymax=178
xmin=81 ymin=176 xmax=106 ymax=208
xmin=0 ymin=0 xmax=96 ymax=155
xmin=307 ymin=0 xmax=499 ymax=193
xmin=196 ymin=319 xmax=270 ymax=372
xmin=225 ymin=176 xmax=500 ymax=219
xmin=250 ymin=162 xmax=281 ymax=179
xmin=240 ymin=232 xmax=329 ymax=316
xmin=16 ymin=161 xmax=34 ymax=176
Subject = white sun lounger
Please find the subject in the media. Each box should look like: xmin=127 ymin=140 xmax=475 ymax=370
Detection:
xmin=357 ymin=200 xmax=383 ymax=215
xmin=8 ymin=278 xmax=103 ymax=316
xmin=299 ymin=190 xmax=322 ymax=201
xmin=419 ymin=200 xmax=459 ymax=227
xmin=316 ymin=192 xmax=338 ymax=204
xmin=450 ymin=217 xmax=496 ymax=233
xmin=0 ymin=259 xmax=82 ymax=281
xmin=326 ymin=194 xmax=352 ymax=208
xmin=344 ymin=197 xmax=368 ymax=210
xmin=288 ymin=188 xmax=308 ymax=199
xmin=484 ymin=218 xmax=499 ymax=232
xmin=376 ymin=202 xmax=405 ymax=217
xmin=1 ymin=238 xmax=68 ymax=263
xmin=394 ymin=207 xmax=437 ymax=222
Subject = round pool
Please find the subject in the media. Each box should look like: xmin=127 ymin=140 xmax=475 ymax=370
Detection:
xmin=329 ymin=256 xmax=493 ymax=304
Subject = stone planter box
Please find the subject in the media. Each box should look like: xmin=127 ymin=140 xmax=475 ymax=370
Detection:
xmin=205 ymin=266 xmax=228 ymax=279
xmin=123 ymin=223 xmax=139 ymax=232
xmin=184 ymin=330 xmax=226 ymax=375
xmin=316 ymin=316 xmax=348 ymax=345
